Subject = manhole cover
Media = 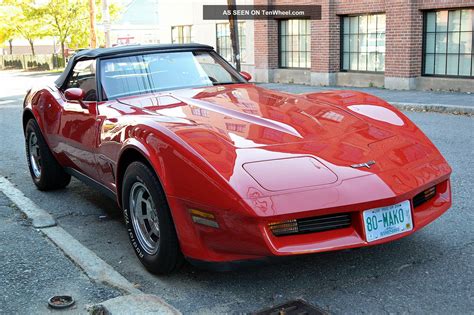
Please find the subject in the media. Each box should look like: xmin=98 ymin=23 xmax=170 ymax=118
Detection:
xmin=254 ymin=299 xmax=328 ymax=315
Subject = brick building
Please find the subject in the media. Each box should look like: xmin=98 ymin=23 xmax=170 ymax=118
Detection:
xmin=254 ymin=0 xmax=474 ymax=92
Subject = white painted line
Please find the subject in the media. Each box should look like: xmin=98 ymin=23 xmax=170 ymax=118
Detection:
xmin=0 ymin=176 xmax=56 ymax=228
xmin=0 ymin=175 xmax=180 ymax=314
xmin=0 ymin=100 xmax=15 ymax=105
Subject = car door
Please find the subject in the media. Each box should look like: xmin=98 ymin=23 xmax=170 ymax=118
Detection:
xmin=58 ymin=59 xmax=102 ymax=181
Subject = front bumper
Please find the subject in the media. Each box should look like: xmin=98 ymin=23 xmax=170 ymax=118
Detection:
xmin=169 ymin=176 xmax=451 ymax=266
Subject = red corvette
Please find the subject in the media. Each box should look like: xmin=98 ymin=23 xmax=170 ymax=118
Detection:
xmin=23 ymin=44 xmax=452 ymax=274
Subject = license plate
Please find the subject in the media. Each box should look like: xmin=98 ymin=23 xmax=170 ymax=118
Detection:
xmin=363 ymin=200 xmax=413 ymax=242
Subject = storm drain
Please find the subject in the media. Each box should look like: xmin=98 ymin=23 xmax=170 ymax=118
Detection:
xmin=254 ymin=299 xmax=328 ymax=315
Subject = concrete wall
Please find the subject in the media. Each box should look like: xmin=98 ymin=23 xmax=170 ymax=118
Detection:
xmin=416 ymin=77 xmax=474 ymax=93
xmin=337 ymin=72 xmax=384 ymax=88
xmin=270 ymin=69 xmax=311 ymax=85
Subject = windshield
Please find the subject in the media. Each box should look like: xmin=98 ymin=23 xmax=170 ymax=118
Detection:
xmin=99 ymin=50 xmax=244 ymax=100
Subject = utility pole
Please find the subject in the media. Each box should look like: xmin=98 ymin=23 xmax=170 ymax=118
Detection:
xmin=102 ymin=0 xmax=111 ymax=47
xmin=89 ymin=0 xmax=97 ymax=48
xmin=227 ymin=0 xmax=240 ymax=72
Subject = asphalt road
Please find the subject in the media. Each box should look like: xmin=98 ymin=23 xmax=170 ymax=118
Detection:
xmin=0 ymin=71 xmax=473 ymax=314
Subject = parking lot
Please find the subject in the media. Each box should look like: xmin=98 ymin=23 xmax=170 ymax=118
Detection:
xmin=0 ymin=70 xmax=473 ymax=314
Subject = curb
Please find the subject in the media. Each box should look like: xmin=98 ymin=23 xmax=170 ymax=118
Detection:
xmin=89 ymin=294 xmax=181 ymax=315
xmin=0 ymin=177 xmax=56 ymax=228
xmin=0 ymin=175 xmax=181 ymax=314
xmin=41 ymin=226 xmax=143 ymax=295
xmin=390 ymin=102 xmax=473 ymax=116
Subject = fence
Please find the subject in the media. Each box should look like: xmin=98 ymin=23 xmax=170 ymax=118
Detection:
xmin=0 ymin=54 xmax=64 ymax=71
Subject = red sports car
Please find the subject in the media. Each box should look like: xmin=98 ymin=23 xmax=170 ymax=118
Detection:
xmin=23 ymin=44 xmax=452 ymax=274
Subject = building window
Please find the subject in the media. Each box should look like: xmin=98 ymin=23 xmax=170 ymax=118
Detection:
xmin=226 ymin=123 xmax=246 ymax=132
xmin=423 ymin=9 xmax=473 ymax=77
xmin=279 ymin=19 xmax=311 ymax=68
xmin=216 ymin=22 xmax=247 ymax=63
xmin=191 ymin=107 xmax=208 ymax=117
xmin=171 ymin=25 xmax=192 ymax=44
xmin=341 ymin=14 xmax=386 ymax=72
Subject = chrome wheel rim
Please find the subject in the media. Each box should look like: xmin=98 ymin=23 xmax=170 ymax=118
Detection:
xmin=129 ymin=182 xmax=160 ymax=255
xmin=28 ymin=132 xmax=41 ymax=178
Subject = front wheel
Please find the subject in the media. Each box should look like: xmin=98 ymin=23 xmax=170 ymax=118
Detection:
xmin=122 ymin=161 xmax=183 ymax=274
xmin=25 ymin=119 xmax=71 ymax=190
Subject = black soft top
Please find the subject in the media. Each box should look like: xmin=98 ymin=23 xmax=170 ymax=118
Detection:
xmin=55 ymin=43 xmax=214 ymax=88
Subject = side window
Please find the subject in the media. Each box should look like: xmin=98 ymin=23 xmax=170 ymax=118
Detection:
xmin=194 ymin=52 xmax=235 ymax=83
xmin=65 ymin=60 xmax=97 ymax=101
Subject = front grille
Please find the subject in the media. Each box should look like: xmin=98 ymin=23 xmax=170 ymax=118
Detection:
xmin=298 ymin=213 xmax=352 ymax=234
xmin=413 ymin=186 xmax=436 ymax=208
xmin=269 ymin=213 xmax=352 ymax=236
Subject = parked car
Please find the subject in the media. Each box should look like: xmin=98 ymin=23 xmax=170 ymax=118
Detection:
xmin=23 ymin=44 xmax=452 ymax=274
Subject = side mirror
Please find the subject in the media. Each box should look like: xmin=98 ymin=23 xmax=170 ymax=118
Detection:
xmin=240 ymin=71 xmax=252 ymax=82
xmin=64 ymin=88 xmax=85 ymax=102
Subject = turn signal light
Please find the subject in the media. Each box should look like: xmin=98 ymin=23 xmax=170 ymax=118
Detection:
xmin=189 ymin=209 xmax=219 ymax=228
xmin=268 ymin=219 xmax=298 ymax=236
xmin=413 ymin=186 xmax=436 ymax=208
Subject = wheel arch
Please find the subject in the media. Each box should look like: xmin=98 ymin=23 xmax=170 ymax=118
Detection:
xmin=22 ymin=109 xmax=37 ymax=132
xmin=116 ymin=146 xmax=164 ymax=209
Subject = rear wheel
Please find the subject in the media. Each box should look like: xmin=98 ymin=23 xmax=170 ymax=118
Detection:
xmin=25 ymin=119 xmax=71 ymax=190
xmin=122 ymin=161 xmax=183 ymax=274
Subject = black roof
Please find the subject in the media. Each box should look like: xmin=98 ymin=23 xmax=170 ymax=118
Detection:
xmin=73 ymin=43 xmax=213 ymax=59
xmin=55 ymin=44 xmax=214 ymax=88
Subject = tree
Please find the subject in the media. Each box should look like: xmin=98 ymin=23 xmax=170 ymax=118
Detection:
xmin=1 ymin=0 xmax=48 ymax=55
xmin=0 ymin=24 xmax=17 ymax=54
xmin=1 ymin=0 xmax=123 ymax=60
xmin=42 ymin=0 xmax=121 ymax=61
xmin=42 ymin=0 xmax=87 ymax=62
xmin=0 ymin=3 xmax=19 ymax=54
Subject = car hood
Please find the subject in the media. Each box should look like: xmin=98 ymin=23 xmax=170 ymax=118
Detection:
xmin=118 ymin=84 xmax=441 ymax=194
xmin=118 ymin=84 xmax=371 ymax=147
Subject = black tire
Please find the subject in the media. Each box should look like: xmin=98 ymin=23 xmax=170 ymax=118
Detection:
xmin=122 ymin=161 xmax=183 ymax=274
xmin=25 ymin=119 xmax=71 ymax=190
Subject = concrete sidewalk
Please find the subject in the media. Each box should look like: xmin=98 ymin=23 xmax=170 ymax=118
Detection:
xmin=0 ymin=177 xmax=181 ymax=314
xmin=0 ymin=192 xmax=122 ymax=314
xmin=260 ymin=83 xmax=474 ymax=115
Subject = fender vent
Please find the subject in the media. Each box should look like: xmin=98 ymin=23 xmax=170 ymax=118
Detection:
xmin=269 ymin=213 xmax=352 ymax=236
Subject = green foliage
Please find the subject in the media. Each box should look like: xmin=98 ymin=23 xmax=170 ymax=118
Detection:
xmin=26 ymin=59 xmax=50 ymax=70
xmin=0 ymin=7 xmax=17 ymax=45
xmin=0 ymin=0 xmax=49 ymax=55
xmin=42 ymin=0 xmax=88 ymax=56
xmin=1 ymin=0 xmax=123 ymax=56
xmin=67 ymin=0 xmax=122 ymax=49
xmin=3 ymin=59 xmax=23 ymax=69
